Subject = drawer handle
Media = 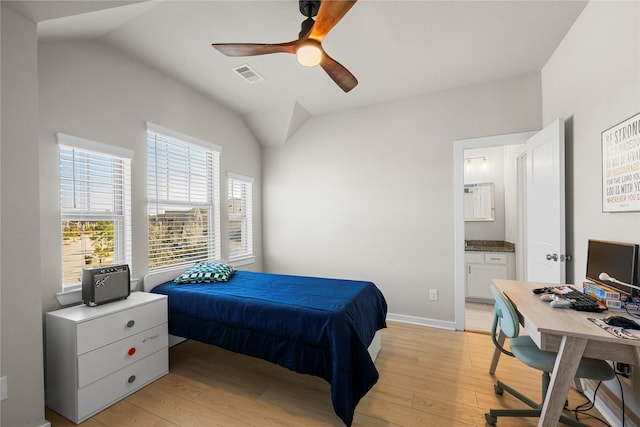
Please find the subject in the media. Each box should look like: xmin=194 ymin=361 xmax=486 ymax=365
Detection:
xmin=127 ymin=375 xmax=136 ymax=384
xmin=128 ymin=347 xmax=136 ymax=357
xmin=126 ymin=320 xmax=135 ymax=328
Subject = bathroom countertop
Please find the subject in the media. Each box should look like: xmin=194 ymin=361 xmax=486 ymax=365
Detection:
xmin=465 ymin=240 xmax=515 ymax=253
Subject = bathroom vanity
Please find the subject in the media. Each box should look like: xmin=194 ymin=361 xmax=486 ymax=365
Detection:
xmin=465 ymin=240 xmax=515 ymax=303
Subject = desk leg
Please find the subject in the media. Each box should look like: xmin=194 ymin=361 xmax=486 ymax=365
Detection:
xmin=538 ymin=336 xmax=587 ymax=427
xmin=489 ymin=328 xmax=506 ymax=375
xmin=634 ymin=346 xmax=640 ymax=367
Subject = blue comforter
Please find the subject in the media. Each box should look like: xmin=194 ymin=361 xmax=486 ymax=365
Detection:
xmin=151 ymin=270 xmax=387 ymax=426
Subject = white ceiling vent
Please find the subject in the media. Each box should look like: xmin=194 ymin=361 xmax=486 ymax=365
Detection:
xmin=233 ymin=64 xmax=264 ymax=84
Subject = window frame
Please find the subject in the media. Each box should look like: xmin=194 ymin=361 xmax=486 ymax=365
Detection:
xmin=146 ymin=122 xmax=221 ymax=271
xmin=57 ymin=133 xmax=133 ymax=290
xmin=227 ymin=172 xmax=254 ymax=263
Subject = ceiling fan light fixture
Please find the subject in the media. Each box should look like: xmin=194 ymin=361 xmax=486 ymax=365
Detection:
xmin=212 ymin=0 xmax=358 ymax=92
xmin=296 ymin=40 xmax=322 ymax=67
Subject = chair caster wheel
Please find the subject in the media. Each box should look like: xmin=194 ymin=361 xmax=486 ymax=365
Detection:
xmin=485 ymin=413 xmax=497 ymax=425
xmin=493 ymin=384 xmax=503 ymax=395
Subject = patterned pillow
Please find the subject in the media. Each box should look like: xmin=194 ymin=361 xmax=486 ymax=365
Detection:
xmin=174 ymin=261 xmax=235 ymax=284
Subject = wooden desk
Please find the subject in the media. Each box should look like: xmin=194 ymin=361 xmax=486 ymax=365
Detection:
xmin=491 ymin=279 xmax=640 ymax=427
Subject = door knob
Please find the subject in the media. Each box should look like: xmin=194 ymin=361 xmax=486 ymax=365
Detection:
xmin=545 ymin=253 xmax=572 ymax=262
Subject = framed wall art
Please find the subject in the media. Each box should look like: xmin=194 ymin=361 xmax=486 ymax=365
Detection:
xmin=602 ymin=112 xmax=640 ymax=212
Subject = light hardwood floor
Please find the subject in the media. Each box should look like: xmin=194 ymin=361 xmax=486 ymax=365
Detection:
xmin=46 ymin=321 xmax=609 ymax=426
xmin=465 ymin=302 xmax=495 ymax=333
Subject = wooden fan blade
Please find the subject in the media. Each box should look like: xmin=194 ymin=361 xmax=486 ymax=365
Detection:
xmin=212 ymin=41 xmax=296 ymax=57
xmin=309 ymin=0 xmax=357 ymax=42
xmin=320 ymin=52 xmax=358 ymax=92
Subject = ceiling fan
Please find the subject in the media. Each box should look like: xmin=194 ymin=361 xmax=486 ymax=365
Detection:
xmin=212 ymin=0 xmax=358 ymax=92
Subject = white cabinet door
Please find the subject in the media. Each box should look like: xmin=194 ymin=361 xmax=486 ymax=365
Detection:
xmin=467 ymin=263 xmax=508 ymax=300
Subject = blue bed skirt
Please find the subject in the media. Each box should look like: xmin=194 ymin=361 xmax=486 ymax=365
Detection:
xmin=151 ymin=270 xmax=387 ymax=426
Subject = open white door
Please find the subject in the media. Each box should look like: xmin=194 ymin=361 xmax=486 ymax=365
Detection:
xmin=526 ymin=118 xmax=567 ymax=284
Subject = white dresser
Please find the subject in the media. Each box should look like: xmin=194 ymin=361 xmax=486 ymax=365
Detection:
xmin=45 ymin=292 xmax=168 ymax=423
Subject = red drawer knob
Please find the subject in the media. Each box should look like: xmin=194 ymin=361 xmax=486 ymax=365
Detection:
xmin=128 ymin=347 xmax=136 ymax=356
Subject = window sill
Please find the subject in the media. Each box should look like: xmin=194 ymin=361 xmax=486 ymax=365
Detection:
xmin=55 ymin=286 xmax=82 ymax=307
xmin=229 ymin=255 xmax=255 ymax=268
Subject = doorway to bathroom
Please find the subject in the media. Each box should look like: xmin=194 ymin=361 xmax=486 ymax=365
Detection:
xmin=453 ymin=131 xmax=535 ymax=332
xmin=454 ymin=120 xmax=567 ymax=332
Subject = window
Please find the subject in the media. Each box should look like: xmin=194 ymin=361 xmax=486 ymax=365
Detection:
xmin=227 ymin=173 xmax=253 ymax=260
xmin=147 ymin=123 xmax=221 ymax=271
xmin=58 ymin=133 xmax=133 ymax=288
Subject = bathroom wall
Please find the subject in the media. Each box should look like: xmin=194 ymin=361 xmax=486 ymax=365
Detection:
xmin=464 ymin=146 xmax=506 ymax=241
xmin=464 ymin=144 xmax=526 ymax=243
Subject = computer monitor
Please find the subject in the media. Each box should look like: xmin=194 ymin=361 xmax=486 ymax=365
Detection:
xmin=586 ymin=239 xmax=639 ymax=296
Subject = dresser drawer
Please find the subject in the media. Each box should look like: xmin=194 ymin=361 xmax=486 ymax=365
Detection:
xmin=77 ymin=349 xmax=168 ymax=422
xmin=484 ymin=253 xmax=507 ymax=264
xmin=78 ymin=324 xmax=168 ymax=388
xmin=76 ymin=298 xmax=167 ymax=355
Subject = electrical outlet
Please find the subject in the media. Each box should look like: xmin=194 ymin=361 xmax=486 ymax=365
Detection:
xmin=1 ymin=376 xmax=7 ymax=401
xmin=615 ymin=362 xmax=631 ymax=378
xmin=429 ymin=289 xmax=438 ymax=301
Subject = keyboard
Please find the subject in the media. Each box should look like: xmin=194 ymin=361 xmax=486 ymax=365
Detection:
xmin=552 ymin=288 xmax=607 ymax=312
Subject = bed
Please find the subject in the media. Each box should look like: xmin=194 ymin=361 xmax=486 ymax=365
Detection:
xmin=143 ymin=265 xmax=387 ymax=426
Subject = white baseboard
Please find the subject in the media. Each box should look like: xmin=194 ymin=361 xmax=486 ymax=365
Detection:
xmin=39 ymin=421 xmax=52 ymax=427
xmin=386 ymin=312 xmax=457 ymax=330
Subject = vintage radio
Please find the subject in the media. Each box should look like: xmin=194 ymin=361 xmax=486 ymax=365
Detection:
xmin=82 ymin=264 xmax=130 ymax=306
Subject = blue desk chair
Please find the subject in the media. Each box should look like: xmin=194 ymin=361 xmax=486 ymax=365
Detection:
xmin=485 ymin=284 xmax=615 ymax=426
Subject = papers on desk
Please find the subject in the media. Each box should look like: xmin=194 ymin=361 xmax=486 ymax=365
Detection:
xmin=588 ymin=317 xmax=640 ymax=340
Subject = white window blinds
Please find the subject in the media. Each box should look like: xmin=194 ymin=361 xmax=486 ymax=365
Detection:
xmin=58 ymin=133 xmax=133 ymax=287
xmin=227 ymin=173 xmax=253 ymax=260
xmin=147 ymin=124 xmax=221 ymax=270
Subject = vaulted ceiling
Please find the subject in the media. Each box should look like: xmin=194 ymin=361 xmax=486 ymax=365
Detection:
xmin=7 ymin=0 xmax=587 ymax=145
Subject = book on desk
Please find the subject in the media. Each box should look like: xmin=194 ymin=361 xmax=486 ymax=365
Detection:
xmin=583 ymin=280 xmax=640 ymax=311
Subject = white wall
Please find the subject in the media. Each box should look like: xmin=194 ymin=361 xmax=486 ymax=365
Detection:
xmin=541 ymin=0 xmax=640 ymax=422
xmin=462 ymin=143 xmax=526 ymax=244
xmin=262 ymin=73 xmax=542 ymax=323
xmin=38 ymin=40 xmax=264 ymax=314
xmin=1 ymin=6 xmax=48 ymax=427
xmin=543 ymin=0 xmax=640 ymax=286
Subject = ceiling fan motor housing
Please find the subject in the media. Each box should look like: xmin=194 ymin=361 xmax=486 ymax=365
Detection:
xmin=299 ymin=0 xmax=320 ymax=18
